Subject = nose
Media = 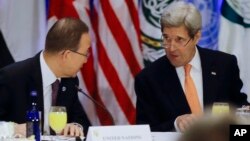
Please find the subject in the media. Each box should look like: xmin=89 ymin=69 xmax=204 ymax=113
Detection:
xmin=84 ymin=58 xmax=88 ymax=64
xmin=167 ymin=42 xmax=178 ymax=51
xmin=81 ymin=57 xmax=88 ymax=65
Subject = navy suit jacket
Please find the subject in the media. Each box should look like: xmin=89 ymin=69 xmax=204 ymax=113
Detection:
xmin=0 ymin=53 xmax=91 ymax=134
xmin=135 ymin=47 xmax=249 ymax=131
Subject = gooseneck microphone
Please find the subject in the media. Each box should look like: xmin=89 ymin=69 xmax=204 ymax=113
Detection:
xmin=75 ymin=85 xmax=114 ymax=125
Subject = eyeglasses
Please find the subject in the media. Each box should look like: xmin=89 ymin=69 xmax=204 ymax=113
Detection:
xmin=70 ymin=50 xmax=90 ymax=58
xmin=161 ymin=35 xmax=192 ymax=49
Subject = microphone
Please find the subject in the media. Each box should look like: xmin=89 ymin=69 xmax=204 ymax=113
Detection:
xmin=75 ymin=85 xmax=114 ymax=125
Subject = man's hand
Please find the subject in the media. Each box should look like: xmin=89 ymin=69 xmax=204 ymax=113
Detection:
xmin=14 ymin=123 xmax=26 ymax=137
xmin=176 ymin=114 xmax=199 ymax=132
xmin=62 ymin=123 xmax=84 ymax=137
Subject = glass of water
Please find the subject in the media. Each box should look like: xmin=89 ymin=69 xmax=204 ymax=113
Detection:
xmin=235 ymin=106 xmax=250 ymax=123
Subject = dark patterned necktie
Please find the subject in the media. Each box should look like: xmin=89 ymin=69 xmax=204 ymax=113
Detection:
xmin=51 ymin=79 xmax=59 ymax=106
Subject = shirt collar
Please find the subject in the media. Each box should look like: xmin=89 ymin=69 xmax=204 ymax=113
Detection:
xmin=175 ymin=46 xmax=201 ymax=71
xmin=188 ymin=46 xmax=201 ymax=71
xmin=40 ymin=51 xmax=58 ymax=88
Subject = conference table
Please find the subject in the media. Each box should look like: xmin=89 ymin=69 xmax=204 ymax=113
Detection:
xmin=0 ymin=136 xmax=79 ymax=141
xmin=0 ymin=132 xmax=181 ymax=141
xmin=152 ymin=132 xmax=181 ymax=141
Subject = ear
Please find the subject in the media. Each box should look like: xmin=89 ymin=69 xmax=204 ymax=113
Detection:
xmin=61 ymin=50 xmax=71 ymax=62
xmin=194 ymin=30 xmax=201 ymax=44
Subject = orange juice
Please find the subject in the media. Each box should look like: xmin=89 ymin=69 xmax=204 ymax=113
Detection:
xmin=212 ymin=103 xmax=230 ymax=115
xmin=49 ymin=112 xmax=67 ymax=133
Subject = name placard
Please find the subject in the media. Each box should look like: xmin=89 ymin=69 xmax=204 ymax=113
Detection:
xmin=86 ymin=125 xmax=152 ymax=141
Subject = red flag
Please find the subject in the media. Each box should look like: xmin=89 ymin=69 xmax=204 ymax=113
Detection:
xmin=48 ymin=0 xmax=143 ymax=125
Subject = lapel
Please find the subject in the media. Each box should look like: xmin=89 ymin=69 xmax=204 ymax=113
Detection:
xmin=57 ymin=79 xmax=68 ymax=105
xmin=198 ymin=47 xmax=219 ymax=106
xmin=29 ymin=52 xmax=44 ymax=132
xmin=56 ymin=77 xmax=78 ymax=106
xmin=160 ymin=57 xmax=191 ymax=113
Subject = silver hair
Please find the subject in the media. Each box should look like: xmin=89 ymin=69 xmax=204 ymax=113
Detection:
xmin=160 ymin=1 xmax=201 ymax=38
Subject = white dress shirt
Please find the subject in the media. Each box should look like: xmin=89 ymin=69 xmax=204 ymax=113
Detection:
xmin=174 ymin=47 xmax=203 ymax=131
xmin=39 ymin=52 xmax=58 ymax=134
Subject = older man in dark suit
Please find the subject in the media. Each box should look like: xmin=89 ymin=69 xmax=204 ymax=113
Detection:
xmin=0 ymin=18 xmax=91 ymax=137
xmin=135 ymin=1 xmax=249 ymax=133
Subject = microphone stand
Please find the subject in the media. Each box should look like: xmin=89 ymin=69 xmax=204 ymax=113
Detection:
xmin=75 ymin=86 xmax=115 ymax=125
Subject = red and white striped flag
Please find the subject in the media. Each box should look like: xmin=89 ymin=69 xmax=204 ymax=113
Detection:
xmin=48 ymin=0 xmax=143 ymax=125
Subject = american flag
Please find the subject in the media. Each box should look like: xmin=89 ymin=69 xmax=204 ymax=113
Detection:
xmin=48 ymin=0 xmax=144 ymax=125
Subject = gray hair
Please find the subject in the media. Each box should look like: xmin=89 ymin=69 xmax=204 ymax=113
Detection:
xmin=160 ymin=1 xmax=201 ymax=38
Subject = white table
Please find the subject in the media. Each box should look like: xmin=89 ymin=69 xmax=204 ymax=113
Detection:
xmin=0 ymin=136 xmax=82 ymax=141
xmin=151 ymin=132 xmax=181 ymax=141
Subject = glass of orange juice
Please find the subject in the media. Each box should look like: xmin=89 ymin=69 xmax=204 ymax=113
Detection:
xmin=49 ymin=106 xmax=67 ymax=135
xmin=212 ymin=102 xmax=230 ymax=116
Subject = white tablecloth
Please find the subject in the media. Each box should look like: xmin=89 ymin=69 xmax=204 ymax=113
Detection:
xmin=152 ymin=132 xmax=181 ymax=141
xmin=0 ymin=135 xmax=83 ymax=141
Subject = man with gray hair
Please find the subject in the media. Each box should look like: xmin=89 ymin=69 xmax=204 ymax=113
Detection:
xmin=135 ymin=1 xmax=249 ymax=132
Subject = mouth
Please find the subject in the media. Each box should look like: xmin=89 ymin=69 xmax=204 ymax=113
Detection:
xmin=169 ymin=53 xmax=179 ymax=58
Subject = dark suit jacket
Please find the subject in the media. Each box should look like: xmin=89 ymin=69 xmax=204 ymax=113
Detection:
xmin=0 ymin=53 xmax=91 ymax=134
xmin=135 ymin=47 xmax=249 ymax=131
xmin=0 ymin=30 xmax=15 ymax=68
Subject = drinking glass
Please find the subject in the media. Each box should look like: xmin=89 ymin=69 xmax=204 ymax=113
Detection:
xmin=49 ymin=106 xmax=67 ymax=135
xmin=212 ymin=102 xmax=230 ymax=115
xmin=236 ymin=107 xmax=250 ymax=123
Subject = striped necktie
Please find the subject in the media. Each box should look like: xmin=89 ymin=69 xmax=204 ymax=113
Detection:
xmin=51 ymin=79 xmax=59 ymax=106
